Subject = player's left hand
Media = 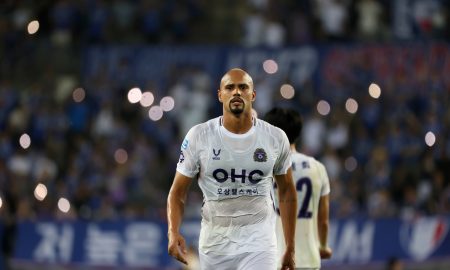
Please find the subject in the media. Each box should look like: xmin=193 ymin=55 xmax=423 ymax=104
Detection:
xmin=280 ymin=249 xmax=295 ymax=270
xmin=168 ymin=232 xmax=188 ymax=265
xmin=320 ymin=246 xmax=332 ymax=259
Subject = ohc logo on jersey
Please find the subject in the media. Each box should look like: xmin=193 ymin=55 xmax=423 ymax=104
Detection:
xmin=253 ymin=148 xmax=267 ymax=162
xmin=213 ymin=168 xmax=263 ymax=184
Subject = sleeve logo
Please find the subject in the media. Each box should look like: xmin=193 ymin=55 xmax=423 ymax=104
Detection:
xmin=178 ymin=151 xmax=185 ymax=164
xmin=181 ymin=139 xmax=189 ymax=149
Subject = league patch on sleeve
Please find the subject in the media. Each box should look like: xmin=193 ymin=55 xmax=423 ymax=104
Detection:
xmin=181 ymin=139 xmax=189 ymax=149
xmin=178 ymin=151 xmax=185 ymax=164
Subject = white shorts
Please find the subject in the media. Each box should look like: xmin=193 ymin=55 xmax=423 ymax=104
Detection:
xmin=199 ymin=250 xmax=277 ymax=270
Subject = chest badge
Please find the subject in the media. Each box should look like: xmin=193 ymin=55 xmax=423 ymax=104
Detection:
xmin=253 ymin=148 xmax=267 ymax=162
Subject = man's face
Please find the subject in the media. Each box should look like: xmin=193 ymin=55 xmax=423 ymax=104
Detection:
xmin=218 ymin=71 xmax=255 ymax=115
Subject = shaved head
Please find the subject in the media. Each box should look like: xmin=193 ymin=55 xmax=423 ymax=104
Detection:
xmin=220 ymin=68 xmax=254 ymax=90
xmin=218 ymin=68 xmax=256 ymax=116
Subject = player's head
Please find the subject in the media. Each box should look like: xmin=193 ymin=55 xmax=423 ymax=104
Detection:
xmin=264 ymin=107 xmax=302 ymax=144
xmin=218 ymin=68 xmax=255 ymax=116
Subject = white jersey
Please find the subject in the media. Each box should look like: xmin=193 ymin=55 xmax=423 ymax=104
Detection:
xmin=177 ymin=116 xmax=291 ymax=255
xmin=275 ymin=152 xmax=330 ymax=268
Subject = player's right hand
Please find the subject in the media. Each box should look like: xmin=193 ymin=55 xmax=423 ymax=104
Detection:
xmin=319 ymin=246 xmax=332 ymax=259
xmin=280 ymin=248 xmax=295 ymax=270
xmin=168 ymin=232 xmax=188 ymax=265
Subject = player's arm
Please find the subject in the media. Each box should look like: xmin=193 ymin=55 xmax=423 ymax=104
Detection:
xmin=274 ymin=168 xmax=297 ymax=269
xmin=318 ymin=194 xmax=332 ymax=259
xmin=317 ymin=161 xmax=332 ymax=259
xmin=167 ymin=171 xmax=193 ymax=265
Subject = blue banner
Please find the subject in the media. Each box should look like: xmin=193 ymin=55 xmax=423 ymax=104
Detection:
xmin=12 ymin=217 xmax=450 ymax=268
xmin=13 ymin=220 xmax=181 ymax=268
xmin=325 ymin=217 xmax=450 ymax=266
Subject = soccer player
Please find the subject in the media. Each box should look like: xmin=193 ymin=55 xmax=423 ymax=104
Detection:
xmin=167 ymin=68 xmax=297 ymax=270
xmin=264 ymin=108 xmax=332 ymax=270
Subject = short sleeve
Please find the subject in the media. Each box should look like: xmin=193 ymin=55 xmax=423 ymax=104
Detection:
xmin=317 ymin=161 xmax=331 ymax=196
xmin=176 ymin=125 xmax=200 ymax=178
xmin=273 ymin=129 xmax=292 ymax=175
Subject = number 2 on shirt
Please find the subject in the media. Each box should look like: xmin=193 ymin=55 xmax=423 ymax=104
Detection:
xmin=274 ymin=177 xmax=313 ymax=219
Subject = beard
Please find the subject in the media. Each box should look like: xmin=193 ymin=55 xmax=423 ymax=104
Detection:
xmin=229 ymin=102 xmax=244 ymax=114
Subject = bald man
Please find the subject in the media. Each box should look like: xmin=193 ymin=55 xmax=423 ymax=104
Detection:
xmin=167 ymin=68 xmax=297 ymax=270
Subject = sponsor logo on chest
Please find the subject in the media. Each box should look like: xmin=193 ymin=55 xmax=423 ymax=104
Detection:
xmin=212 ymin=149 xmax=221 ymax=160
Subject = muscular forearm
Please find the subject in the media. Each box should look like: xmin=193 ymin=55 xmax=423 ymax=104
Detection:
xmin=278 ymin=185 xmax=297 ymax=249
xmin=318 ymin=221 xmax=329 ymax=248
xmin=167 ymin=191 xmax=186 ymax=235
xmin=167 ymin=172 xmax=192 ymax=235
xmin=167 ymin=172 xmax=192 ymax=265
xmin=318 ymin=195 xmax=330 ymax=249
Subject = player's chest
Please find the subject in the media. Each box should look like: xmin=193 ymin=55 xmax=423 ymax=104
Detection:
xmin=199 ymin=141 xmax=278 ymax=180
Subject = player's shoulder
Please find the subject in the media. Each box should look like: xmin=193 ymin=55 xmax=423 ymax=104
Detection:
xmin=293 ymin=152 xmax=324 ymax=170
xmin=311 ymin=156 xmax=326 ymax=172
xmin=187 ymin=117 xmax=221 ymax=137
xmin=255 ymin=118 xmax=286 ymax=139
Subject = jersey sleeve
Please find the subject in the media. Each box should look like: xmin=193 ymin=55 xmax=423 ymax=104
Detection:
xmin=273 ymin=129 xmax=292 ymax=175
xmin=176 ymin=125 xmax=200 ymax=178
xmin=317 ymin=161 xmax=331 ymax=196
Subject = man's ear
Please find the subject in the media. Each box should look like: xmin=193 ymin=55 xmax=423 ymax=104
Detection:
xmin=218 ymin=89 xmax=222 ymax=102
xmin=252 ymin=90 xmax=256 ymax=102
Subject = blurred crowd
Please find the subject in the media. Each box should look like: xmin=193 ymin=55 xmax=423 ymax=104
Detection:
xmin=0 ymin=0 xmax=450 ymax=238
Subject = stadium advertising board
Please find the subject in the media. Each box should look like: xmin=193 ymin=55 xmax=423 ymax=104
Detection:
xmin=13 ymin=220 xmax=177 ymax=268
xmin=12 ymin=217 xmax=450 ymax=268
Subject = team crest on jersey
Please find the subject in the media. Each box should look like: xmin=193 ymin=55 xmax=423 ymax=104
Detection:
xmin=212 ymin=149 xmax=221 ymax=160
xmin=253 ymin=148 xmax=267 ymax=162
xmin=178 ymin=151 xmax=185 ymax=164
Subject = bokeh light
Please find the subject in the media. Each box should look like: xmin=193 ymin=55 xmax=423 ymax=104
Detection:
xmin=114 ymin=148 xmax=128 ymax=164
xmin=127 ymin=87 xmax=142 ymax=103
xmin=425 ymin=131 xmax=436 ymax=147
xmin=149 ymin=106 xmax=163 ymax=121
xmin=160 ymin=96 xmax=175 ymax=111
xmin=344 ymin=156 xmax=358 ymax=172
xmin=369 ymin=83 xmax=381 ymax=99
xmin=0 ymin=196 xmax=2 ymax=209
xmin=345 ymin=98 xmax=358 ymax=114
xmin=34 ymin=183 xmax=48 ymax=201
xmin=317 ymin=100 xmax=331 ymax=116
xmin=58 ymin=198 xmax=71 ymax=213
xmin=280 ymin=84 xmax=295 ymax=99
xmin=19 ymin=133 xmax=31 ymax=149
xmin=73 ymin=88 xmax=86 ymax=103
xmin=27 ymin=20 xmax=39 ymax=34
xmin=263 ymin=59 xmax=278 ymax=74
xmin=140 ymin=91 xmax=154 ymax=107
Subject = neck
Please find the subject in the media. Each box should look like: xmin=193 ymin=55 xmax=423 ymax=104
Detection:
xmin=290 ymin=144 xmax=297 ymax=152
xmin=222 ymin=112 xmax=253 ymax=134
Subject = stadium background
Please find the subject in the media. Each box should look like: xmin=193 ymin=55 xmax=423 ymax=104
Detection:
xmin=1 ymin=0 xmax=450 ymax=269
